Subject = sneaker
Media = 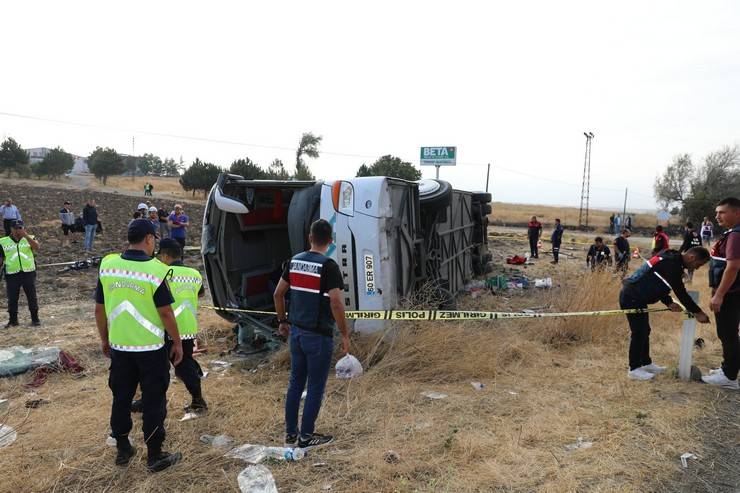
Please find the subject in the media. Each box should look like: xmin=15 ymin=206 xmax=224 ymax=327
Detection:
xmin=298 ymin=433 xmax=334 ymax=449
xmin=284 ymin=433 xmax=298 ymax=447
xmin=708 ymin=368 xmax=723 ymax=376
xmin=639 ymin=363 xmax=667 ymax=374
xmin=115 ymin=442 xmax=136 ymax=466
xmin=628 ymin=368 xmax=655 ymax=381
xmin=701 ymin=372 xmax=739 ymax=390
xmin=147 ymin=451 xmax=182 ymax=473
xmin=131 ymin=399 xmax=143 ymax=413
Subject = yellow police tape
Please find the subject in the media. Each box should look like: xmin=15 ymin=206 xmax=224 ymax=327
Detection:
xmin=202 ymin=305 xmax=675 ymax=320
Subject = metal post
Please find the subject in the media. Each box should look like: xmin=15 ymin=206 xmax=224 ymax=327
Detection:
xmin=621 ymin=188 xmax=628 ymax=232
xmin=485 ymin=163 xmax=491 ymax=193
xmin=678 ymin=291 xmax=699 ymax=381
xmin=435 ymin=165 xmax=440 ymax=180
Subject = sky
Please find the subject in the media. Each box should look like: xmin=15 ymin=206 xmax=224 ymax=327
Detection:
xmin=1 ymin=1 xmax=739 ymax=211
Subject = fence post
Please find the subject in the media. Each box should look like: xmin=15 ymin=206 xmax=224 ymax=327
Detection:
xmin=677 ymin=291 xmax=699 ymax=381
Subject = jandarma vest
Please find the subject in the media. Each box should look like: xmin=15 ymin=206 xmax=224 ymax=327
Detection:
xmin=169 ymin=264 xmax=202 ymax=339
xmin=709 ymin=225 xmax=740 ymax=291
xmin=99 ymin=254 xmax=171 ymax=352
xmin=287 ymin=251 xmax=334 ymax=337
xmin=0 ymin=236 xmax=36 ymax=274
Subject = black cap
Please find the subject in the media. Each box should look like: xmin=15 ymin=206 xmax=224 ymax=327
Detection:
xmin=128 ymin=218 xmax=157 ymax=238
xmin=11 ymin=219 xmax=25 ymax=229
xmin=158 ymin=238 xmax=181 ymax=253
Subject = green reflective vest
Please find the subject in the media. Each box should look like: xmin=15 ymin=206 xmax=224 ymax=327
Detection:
xmin=99 ymin=254 xmax=171 ymax=352
xmin=0 ymin=236 xmax=36 ymax=274
xmin=169 ymin=264 xmax=202 ymax=339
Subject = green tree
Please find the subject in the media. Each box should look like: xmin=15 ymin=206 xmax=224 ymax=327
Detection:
xmin=138 ymin=153 xmax=162 ymax=175
xmin=125 ymin=155 xmax=138 ymax=179
xmin=88 ymin=147 xmax=124 ymax=185
xmin=295 ymin=132 xmax=321 ymax=180
xmin=230 ymin=157 xmax=267 ymax=179
xmin=356 ymin=155 xmax=422 ymax=181
xmin=0 ymin=137 xmax=29 ymax=177
xmin=162 ymin=158 xmax=181 ymax=176
xmin=654 ymin=146 xmax=740 ymax=223
xmin=34 ymin=147 xmax=74 ymax=179
xmin=266 ymin=159 xmax=290 ymax=180
xmin=179 ymin=158 xmax=222 ymax=196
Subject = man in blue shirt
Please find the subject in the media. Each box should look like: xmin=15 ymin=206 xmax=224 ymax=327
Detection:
xmin=168 ymin=204 xmax=188 ymax=249
xmin=1 ymin=199 xmax=22 ymax=236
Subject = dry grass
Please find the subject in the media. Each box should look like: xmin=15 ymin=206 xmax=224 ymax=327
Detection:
xmin=104 ymin=176 xmax=198 ymax=200
xmin=490 ymin=202 xmax=676 ymax=230
xmin=0 ymin=261 xmax=724 ymax=492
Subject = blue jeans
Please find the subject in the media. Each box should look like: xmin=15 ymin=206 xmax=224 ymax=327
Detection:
xmin=285 ymin=326 xmax=333 ymax=436
xmin=84 ymin=224 xmax=96 ymax=251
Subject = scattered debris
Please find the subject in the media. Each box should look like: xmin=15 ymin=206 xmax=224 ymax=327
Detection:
xmin=312 ymin=462 xmax=328 ymax=468
xmin=201 ymin=371 xmax=210 ymax=379
xmin=507 ymin=391 xmax=519 ymax=395
xmin=383 ymin=450 xmax=401 ymax=464
xmin=506 ymin=255 xmax=527 ymax=265
xmin=565 ymin=437 xmax=594 ymax=451
xmin=680 ymin=452 xmax=697 ymax=468
xmin=209 ymin=360 xmax=232 ymax=369
xmin=0 ymin=398 xmax=8 ymax=412
xmin=534 ymin=277 xmax=553 ymax=288
xmin=105 ymin=435 xmax=116 ymax=447
xmin=693 ymin=338 xmax=705 ymax=349
xmin=0 ymin=424 xmax=17 ymax=448
xmin=471 ymin=382 xmax=485 ymax=390
xmin=321 ymin=484 xmax=332 ymax=491
xmin=335 ymin=354 xmax=363 ymax=380
xmin=226 ymin=443 xmax=305 ymax=464
xmin=422 ymin=391 xmax=448 ymax=400
xmin=24 ymin=398 xmax=50 ymax=409
xmin=0 ymin=346 xmax=61 ymax=377
xmin=181 ymin=412 xmax=201 ymax=422
xmin=24 ymin=350 xmax=84 ymax=388
xmin=237 ymin=465 xmax=278 ymax=493
xmin=200 ymin=434 xmax=235 ymax=449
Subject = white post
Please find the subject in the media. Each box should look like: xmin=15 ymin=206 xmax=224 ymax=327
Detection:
xmin=677 ymin=291 xmax=699 ymax=381
xmin=435 ymin=165 xmax=440 ymax=180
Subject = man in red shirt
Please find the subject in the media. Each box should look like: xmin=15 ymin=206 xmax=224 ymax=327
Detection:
xmin=702 ymin=197 xmax=740 ymax=390
xmin=527 ymin=216 xmax=543 ymax=259
xmin=652 ymin=225 xmax=670 ymax=255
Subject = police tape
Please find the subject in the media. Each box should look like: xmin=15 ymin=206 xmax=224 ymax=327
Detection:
xmin=202 ymin=305 xmax=674 ymax=320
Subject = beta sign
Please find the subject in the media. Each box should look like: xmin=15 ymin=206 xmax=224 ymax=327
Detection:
xmin=420 ymin=147 xmax=456 ymax=166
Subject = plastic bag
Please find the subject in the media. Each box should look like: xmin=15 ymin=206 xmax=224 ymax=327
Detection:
xmin=237 ymin=465 xmax=278 ymax=493
xmin=335 ymin=354 xmax=363 ymax=380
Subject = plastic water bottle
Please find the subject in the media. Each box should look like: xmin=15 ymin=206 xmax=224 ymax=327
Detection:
xmin=263 ymin=446 xmax=305 ymax=461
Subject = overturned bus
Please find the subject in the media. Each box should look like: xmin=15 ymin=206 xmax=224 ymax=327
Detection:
xmin=201 ymin=173 xmax=491 ymax=348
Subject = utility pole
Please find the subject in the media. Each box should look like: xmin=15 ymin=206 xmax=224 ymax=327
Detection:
xmin=485 ymin=162 xmax=491 ymax=193
xmin=622 ymin=187 xmax=628 ymax=232
xmin=578 ymin=131 xmax=594 ymax=229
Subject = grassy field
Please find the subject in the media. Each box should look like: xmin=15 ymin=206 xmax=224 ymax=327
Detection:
xmin=104 ymin=176 xmax=197 ymax=200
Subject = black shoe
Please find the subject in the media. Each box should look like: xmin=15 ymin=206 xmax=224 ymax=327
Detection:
xmin=183 ymin=397 xmax=208 ymax=413
xmin=4 ymin=320 xmax=18 ymax=329
xmin=115 ymin=442 xmax=136 ymax=466
xmin=31 ymin=319 xmax=41 ymax=327
xmin=131 ymin=399 xmax=143 ymax=413
xmin=298 ymin=433 xmax=334 ymax=449
xmin=284 ymin=433 xmax=298 ymax=447
xmin=147 ymin=451 xmax=182 ymax=473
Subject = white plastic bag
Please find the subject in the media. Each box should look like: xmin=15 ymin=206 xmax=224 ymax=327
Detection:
xmin=237 ymin=465 xmax=278 ymax=493
xmin=335 ymin=354 xmax=363 ymax=380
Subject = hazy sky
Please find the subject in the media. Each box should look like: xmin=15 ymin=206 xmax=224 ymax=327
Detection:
xmin=1 ymin=1 xmax=739 ymax=210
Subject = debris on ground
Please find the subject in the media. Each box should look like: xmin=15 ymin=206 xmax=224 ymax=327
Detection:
xmin=24 ymin=350 xmax=84 ymax=388
xmin=200 ymin=434 xmax=235 ymax=449
xmin=680 ymin=452 xmax=697 ymax=468
xmin=237 ymin=465 xmax=278 ymax=493
xmin=0 ymin=346 xmax=61 ymax=377
xmin=226 ymin=443 xmax=305 ymax=464
xmin=383 ymin=450 xmax=401 ymax=464
xmin=565 ymin=437 xmax=594 ymax=451
xmin=471 ymin=382 xmax=485 ymax=390
xmin=105 ymin=435 xmax=116 ymax=447
xmin=209 ymin=360 xmax=232 ymax=370
xmin=507 ymin=390 xmax=519 ymax=395
xmin=534 ymin=277 xmax=553 ymax=288
xmin=506 ymin=255 xmax=527 ymax=265
xmin=24 ymin=398 xmax=50 ymax=409
xmin=181 ymin=412 xmax=201 ymax=422
xmin=422 ymin=391 xmax=448 ymax=400
xmin=0 ymin=424 xmax=17 ymax=448
xmin=335 ymin=354 xmax=363 ymax=380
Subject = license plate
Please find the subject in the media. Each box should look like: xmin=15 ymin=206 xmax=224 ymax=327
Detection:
xmin=363 ymin=253 xmax=376 ymax=295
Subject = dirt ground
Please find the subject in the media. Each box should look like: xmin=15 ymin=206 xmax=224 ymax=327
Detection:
xmin=0 ymin=182 xmax=737 ymax=492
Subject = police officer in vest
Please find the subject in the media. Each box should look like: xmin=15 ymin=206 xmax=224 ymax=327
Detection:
xmin=94 ymin=219 xmax=183 ymax=472
xmin=131 ymin=238 xmax=207 ymax=413
xmin=0 ymin=220 xmax=41 ymax=328
xmin=702 ymin=197 xmax=740 ymax=389
xmin=273 ymin=219 xmax=350 ymax=449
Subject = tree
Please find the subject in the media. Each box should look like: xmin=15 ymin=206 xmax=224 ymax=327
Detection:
xmin=229 ymin=157 xmax=267 ymax=179
xmin=162 ymin=158 xmax=181 ymax=176
xmin=138 ymin=153 xmax=162 ymax=175
xmin=266 ymin=159 xmax=290 ymax=180
xmin=88 ymin=147 xmax=124 ymax=185
xmin=179 ymin=158 xmax=222 ymax=196
xmin=356 ymin=155 xmax=422 ymax=181
xmin=124 ymin=155 xmax=138 ymax=179
xmin=0 ymin=137 xmax=29 ymax=177
xmin=654 ymin=146 xmax=740 ymax=223
xmin=34 ymin=147 xmax=74 ymax=179
xmin=294 ymin=132 xmax=321 ymax=180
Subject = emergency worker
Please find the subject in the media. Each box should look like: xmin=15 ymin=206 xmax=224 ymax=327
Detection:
xmin=0 ymin=220 xmax=40 ymax=327
xmin=94 ymin=219 xmax=183 ymax=472
xmin=550 ymin=218 xmax=563 ymax=264
xmin=586 ymin=237 xmax=611 ymax=271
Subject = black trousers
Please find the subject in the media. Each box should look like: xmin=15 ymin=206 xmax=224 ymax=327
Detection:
xmin=165 ymin=339 xmax=203 ymax=400
xmin=5 ymin=271 xmax=38 ymax=320
xmin=552 ymin=241 xmax=561 ymax=262
xmin=109 ymin=347 xmax=170 ymax=452
xmin=716 ymin=290 xmax=740 ymax=380
xmin=620 ymin=289 xmax=652 ymax=371
xmin=529 ymin=236 xmax=539 ymax=258
xmin=3 ymin=219 xmax=12 ymax=236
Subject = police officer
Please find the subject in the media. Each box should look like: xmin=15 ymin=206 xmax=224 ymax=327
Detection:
xmin=619 ymin=246 xmax=711 ymax=381
xmin=131 ymin=239 xmax=207 ymax=413
xmin=702 ymin=197 xmax=740 ymax=389
xmin=273 ymin=219 xmax=350 ymax=449
xmin=550 ymin=218 xmax=563 ymax=264
xmin=94 ymin=219 xmax=183 ymax=472
xmin=0 ymin=220 xmax=41 ymax=328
